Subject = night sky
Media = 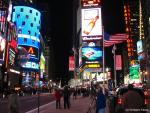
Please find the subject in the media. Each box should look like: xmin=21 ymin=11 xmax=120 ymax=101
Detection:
xmin=38 ymin=0 xmax=125 ymax=80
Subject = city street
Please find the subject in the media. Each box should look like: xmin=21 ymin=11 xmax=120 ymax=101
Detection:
xmin=0 ymin=93 xmax=54 ymax=113
xmin=26 ymin=95 xmax=110 ymax=113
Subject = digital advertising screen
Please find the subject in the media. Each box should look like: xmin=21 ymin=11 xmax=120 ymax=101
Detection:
xmin=137 ymin=40 xmax=143 ymax=54
xmin=22 ymin=61 xmax=39 ymax=70
xmin=19 ymin=45 xmax=39 ymax=59
xmin=0 ymin=35 xmax=6 ymax=63
xmin=12 ymin=6 xmax=41 ymax=63
xmin=82 ymin=46 xmax=102 ymax=62
xmin=81 ymin=8 xmax=102 ymax=40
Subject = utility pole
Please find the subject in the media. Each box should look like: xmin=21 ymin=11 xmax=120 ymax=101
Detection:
xmin=112 ymin=44 xmax=117 ymax=88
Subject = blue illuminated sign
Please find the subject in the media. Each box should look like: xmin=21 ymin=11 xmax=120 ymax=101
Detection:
xmin=12 ymin=6 xmax=41 ymax=49
xmin=12 ymin=6 xmax=41 ymax=70
xmin=22 ymin=61 xmax=39 ymax=70
xmin=82 ymin=46 xmax=102 ymax=61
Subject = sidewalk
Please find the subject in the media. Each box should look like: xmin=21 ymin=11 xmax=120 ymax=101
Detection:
xmin=26 ymin=96 xmax=94 ymax=113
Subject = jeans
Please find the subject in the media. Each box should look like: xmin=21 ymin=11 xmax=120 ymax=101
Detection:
xmin=98 ymin=108 xmax=105 ymax=113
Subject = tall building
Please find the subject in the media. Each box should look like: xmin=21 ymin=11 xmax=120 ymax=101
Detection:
xmin=142 ymin=0 xmax=150 ymax=86
xmin=123 ymin=0 xmax=145 ymax=85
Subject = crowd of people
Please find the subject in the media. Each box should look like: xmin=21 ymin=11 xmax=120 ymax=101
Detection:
xmin=7 ymin=83 xmax=148 ymax=113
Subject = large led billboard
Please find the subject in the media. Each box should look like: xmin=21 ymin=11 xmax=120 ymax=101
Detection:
xmin=82 ymin=46 xmax=102 ymax=62
xmin=12 ymin=6 xmax=41 ymax=70
xmin=12 ymin=6 xmax=41 ymax=51
xmin=81 ymin=8 xmax=102 ymax=40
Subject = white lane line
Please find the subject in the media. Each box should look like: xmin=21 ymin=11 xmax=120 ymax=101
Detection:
xmin=26 ymin=101 xmax=55 ymax=113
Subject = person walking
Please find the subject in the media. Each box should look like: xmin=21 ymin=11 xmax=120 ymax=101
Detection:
xmin=8 ymin=89 xmax=20 ymax=113
xmin=54 ymin=88 xmax=62 ymax=109
xmin=122 ymin=84 xmax=144 ymax=113
xmin=63 ymin=85 xmax=70 ymax=109
xmin=96 ymin=85 xmax=106 ymax=113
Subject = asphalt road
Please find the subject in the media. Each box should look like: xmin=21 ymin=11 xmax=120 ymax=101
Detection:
xmin=0 ymin=93 xmax=54 ymax=113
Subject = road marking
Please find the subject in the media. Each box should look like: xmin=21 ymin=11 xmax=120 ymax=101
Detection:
xmin=26 ymin=101 xmax=55 ymax=113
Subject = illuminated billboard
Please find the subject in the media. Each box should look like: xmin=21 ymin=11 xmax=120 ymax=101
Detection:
xmin=81 ymin=0 xmax=102 ymax=7
xmin=12 ymin=6 xmax=41 ymax=70
xmin=0 ymin=35 xmax=6 ymax=63
xmin=40 ymin=53 xmax=45 ymax=71
xmin=81 ymin=8 xmax=102 ymax=40
xmin=12 ymin=6 xmax=41 ymax=50
xmin=69 ymin=56 xmax=74 ymax=71
xmin=82 ymin=46 xmax=102 ymax=62
xmin=0 ymin=10 xmax=7 ymax=34
xmin=19 ymin=45 xmax=39 ymax=59
xmin=137 ymin=40 xmax=143 ymax=54
xmin=22 ymin=61 xmax=39 ymax=70
xmin=129 ymin=66 xmax=140 ymax=79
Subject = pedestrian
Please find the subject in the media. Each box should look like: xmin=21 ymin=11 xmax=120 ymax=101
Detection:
xmin=122 ymin=84 xmax=144 ymax=113
xmin=96 ymin=85 xmax=106 ymax=113
xmin=54 ymin=88 xmax=62 ymax=109
xmin=8 ymin=89 xmax=20 ymax=113
xmin=63 ymin=85 xmax=70 ymax=109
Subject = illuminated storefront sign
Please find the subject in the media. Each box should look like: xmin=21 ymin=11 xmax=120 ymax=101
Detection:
xmin=22 ymin=61 xmax=39 ymax=70
xmin=81 ymin=8 xmax=102 ymax=41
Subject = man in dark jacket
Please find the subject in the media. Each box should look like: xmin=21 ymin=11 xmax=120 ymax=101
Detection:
xmin=123 ymin=84 xmax=144 ymax=113
xmin=96 ymin=85 xmax=106 ymax=113
xmin=63 ymin=85 xmax=70 ymax=109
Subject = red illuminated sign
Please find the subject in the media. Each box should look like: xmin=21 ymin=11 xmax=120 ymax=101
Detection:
xmin=116 ymin=55 xmax=122 ymax=70
xmin=69 ymin=56 xmax=74 ymax=71
xmin=9 ymin=38 xmax=17 ymax=52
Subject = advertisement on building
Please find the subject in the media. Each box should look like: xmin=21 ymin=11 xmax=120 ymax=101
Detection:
xmin=12 ymin=6 xmax=41 ymax=70
xmin=0 ymin=35 xmax=6 ymax=64
xmin=69 ymin=55 xmax=74 ymax=71
xmin=81 ymin=7 xmax=102 ymax=41
xmin=82 ymin=46 xmax=102 ymax=63
xmin=0 ymin=10 xmax=7 ymax=34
